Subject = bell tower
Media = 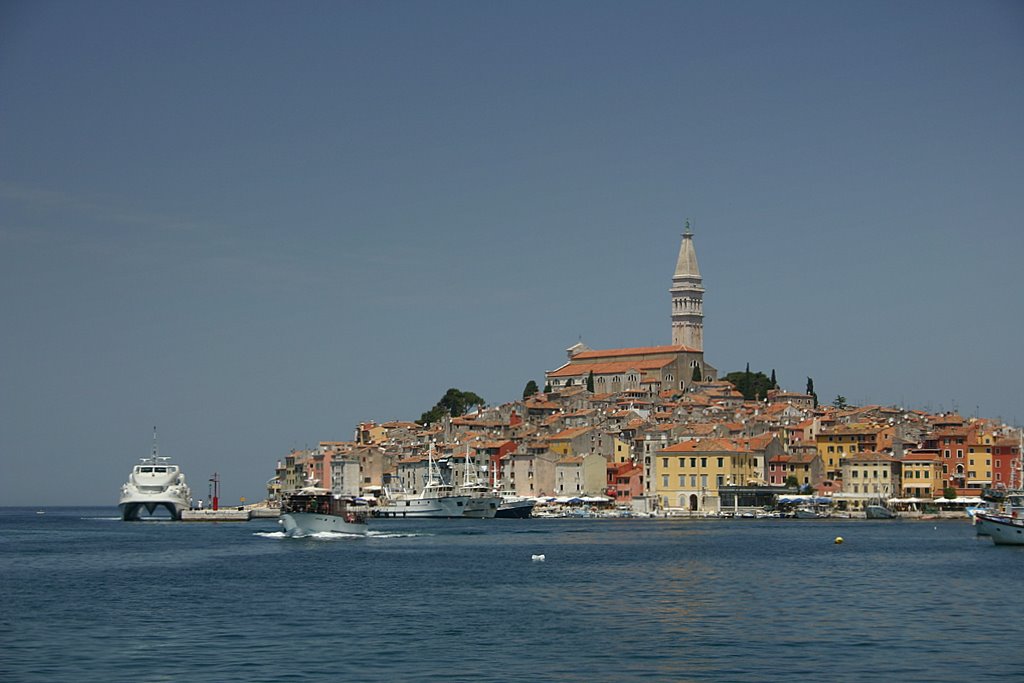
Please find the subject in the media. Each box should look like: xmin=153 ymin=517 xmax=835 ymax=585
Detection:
xmin=670 ymin=220 xmax=704 ymax=351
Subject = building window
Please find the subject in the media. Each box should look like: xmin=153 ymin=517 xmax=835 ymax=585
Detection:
xmin=662 ymin=475 xmax=668 ymax=487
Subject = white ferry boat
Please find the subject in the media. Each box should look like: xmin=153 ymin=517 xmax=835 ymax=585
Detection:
xmin=118 ymin=430 xmax=191 ymax=521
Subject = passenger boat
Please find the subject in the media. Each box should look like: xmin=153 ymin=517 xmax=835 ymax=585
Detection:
xmin=279 ymin=487 xmax=368 ymax=536
xmin=118 ymin=430 xmax=191 ymax=521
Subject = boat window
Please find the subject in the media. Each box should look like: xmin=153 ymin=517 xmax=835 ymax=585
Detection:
xmin=141 ymin=467 xmax=153 ymax=473
xmin=154 ymin=467 xmax=167 ymax=473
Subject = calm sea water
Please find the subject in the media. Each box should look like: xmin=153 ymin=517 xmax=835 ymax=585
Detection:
xmin=1 ymin=508 xmax=1022 ymax=682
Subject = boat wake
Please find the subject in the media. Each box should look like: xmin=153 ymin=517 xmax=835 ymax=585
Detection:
xmin=366 ymin=530 xmax=426 ymax=539
xmin=254 ymin=530 xmax=428 ymax=540
xmin=253 ymin=530 xmax=364 ymax=540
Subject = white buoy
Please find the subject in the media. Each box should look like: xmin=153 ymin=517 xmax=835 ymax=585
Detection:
xmin=531 ymin=554 xmax=546 ymax=562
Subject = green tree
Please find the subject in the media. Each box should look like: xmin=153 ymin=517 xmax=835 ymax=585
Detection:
xmin=691 ymin=364 xmax=702 ymax=382
xmin=586 ymin=371 xmax=595 ymax=392
xmin=723 ymin=368 xmax=774 ymax=401
xmin=785 ymin=475 xmax=799 ymax=489
xmin=543 ymin=382 xmax=551 ymax=393
xmin=418 ymin=388 xmax=486 ymax=425
xmin=806 ymin=377 xmax=818 ymax=408
xmin=522 ymin=380 xmax=539 ymax=399
xmin=943 ymin=486 xmax=958 ymax=500
xmin=833 ymin=395 xmax=848 ymax=409
xmin=770 ymin=369 xmax=777 ymax=388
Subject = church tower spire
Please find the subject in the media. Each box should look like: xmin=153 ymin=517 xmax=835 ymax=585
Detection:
xmin=670 ymin=220 xmax=704 ymax=351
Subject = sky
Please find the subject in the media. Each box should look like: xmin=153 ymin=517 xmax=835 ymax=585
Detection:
xmin=2 ymin=0 xmax=1022 ymax=506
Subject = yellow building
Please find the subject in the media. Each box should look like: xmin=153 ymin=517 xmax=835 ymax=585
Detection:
xmin=967 ymin=431 xmax=996 ymax=489
xmin=653 ymin=439 xmax=757 ymax=513
xmin=816 ymin=423 xmax=886 ymax=479
xmin=900 ymin=450 xmax=943 ymax=499
xmin=546 ymin=426 xmax=595 ymax=457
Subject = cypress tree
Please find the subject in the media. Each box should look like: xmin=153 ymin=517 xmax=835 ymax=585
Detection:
xmin=522 ymin=380 xmax=539 ymax=399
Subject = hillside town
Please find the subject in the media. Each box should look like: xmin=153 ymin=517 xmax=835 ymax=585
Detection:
xmin=267 ymin=226 xmax=1022 ymax=517
xmin=267 ymin=377 xmax=1022 ymax=517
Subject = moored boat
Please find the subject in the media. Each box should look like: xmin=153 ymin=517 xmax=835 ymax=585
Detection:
xmin=494 ymin=494 xmax=536 ymax=519
xmin=866 ymin=503 xmax=899 ymax=519
xmin=976 ymin=512 xmax=1024 ymax=545
xmin=455 ymin=447 xmax=500 ymax=518
xmin=375 ymin=444 xmax=470 ymax=518
xmin=279 ymin=487 xmax=368 ymax=536
xmin=973 ymin=491 xmax=1024 ymax=536
xmin=118 ymin=429 xmax=191 ymax=521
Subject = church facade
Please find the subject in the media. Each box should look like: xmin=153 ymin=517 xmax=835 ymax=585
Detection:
xmin=545 ymin=224 xmax=716 ymax=394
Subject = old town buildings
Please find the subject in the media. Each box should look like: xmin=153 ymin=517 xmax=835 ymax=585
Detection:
xmin=268 ymin=228 xmax=1022 ymax=513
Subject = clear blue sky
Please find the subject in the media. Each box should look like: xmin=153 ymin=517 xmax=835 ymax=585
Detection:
xmin=2 ymin=0 xmax=1022 ymax=505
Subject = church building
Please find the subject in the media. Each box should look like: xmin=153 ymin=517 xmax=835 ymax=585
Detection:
xmin=545 ymin=223 xmax=717 ymax=394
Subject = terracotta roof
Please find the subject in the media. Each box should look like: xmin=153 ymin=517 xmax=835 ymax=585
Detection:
xmin=572 ymin=345 xmax=699 ymax=359
xmin=743 ymin=434 xmax=776 ymax=450
xmin=548 ymin=426 xmax=594 ymax=441
xmin=547 ymin=358 xmax=674 ymax=378
xmin=843 ymin=451 xmax=899 ymax=464
xmin=661 ymin=438 xmax=751 ymax=454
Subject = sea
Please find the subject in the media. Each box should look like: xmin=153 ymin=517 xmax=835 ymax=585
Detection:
xmin=1 ymin=508 xmax=1022 ymax=682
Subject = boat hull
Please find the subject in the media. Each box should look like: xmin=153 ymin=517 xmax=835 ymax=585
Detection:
xmin=375 ymin=495 xmax=470 ymax=518
xmin=119 ymin=499 xmax=188 ymax=521
xmin=280 ymin=512 xmax=367 ymax=536
xmin=865 ymin=505 xmax=899 ymax=519
xmin=494 ymin=499 xmax=535 ymax=519
xmin=462 ymin=496 xmax=500 ymax=518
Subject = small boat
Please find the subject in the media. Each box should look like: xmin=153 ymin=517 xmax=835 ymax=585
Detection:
xmin=865 ymin=503 xmax=899 ymax=519
xmin=976 ymin=512 xmax=1024 ymax=545
xmin=793 ymin=505 xmax=830 ymax=519
xmin=279 ymin=487 xmax=368 ymax=536
xmin=118 ymin=429 xmax=191 ymax=521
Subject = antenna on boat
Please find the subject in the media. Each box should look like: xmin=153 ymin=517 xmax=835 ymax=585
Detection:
xmin=152 ymin=426 xmax=159 ymax=462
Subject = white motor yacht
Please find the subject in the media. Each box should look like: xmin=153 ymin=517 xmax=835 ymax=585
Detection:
xmin=375 ymin=444 xmax=469 ymax=518
xmin=118 ymin=430 xmax=191 ymax=521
